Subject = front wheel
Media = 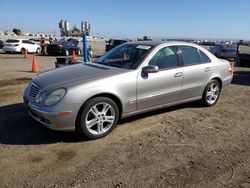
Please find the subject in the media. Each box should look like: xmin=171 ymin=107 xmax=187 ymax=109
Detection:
xmin=76 ymin=97 xmax=119 ymax=139
xmin=21 ymin=48 xmax=26 ymax=54
xmin=202 ymin=80 xmax=221 ymax=107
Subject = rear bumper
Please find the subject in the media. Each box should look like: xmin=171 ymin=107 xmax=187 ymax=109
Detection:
xmin=222 ymin=76 xmax=233 ymax=89
xmin=46 ymin=48 xmax=65 ymax=55
xmin=3 ymin=47 xmax=20 ymax=52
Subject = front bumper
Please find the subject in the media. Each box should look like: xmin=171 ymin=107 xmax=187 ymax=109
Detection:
xmin=24 ymin=96 xmax=76 ymax=131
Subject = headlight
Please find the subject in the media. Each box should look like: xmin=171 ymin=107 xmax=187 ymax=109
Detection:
xmin=44 ymin=88 xmax=66 ymax=106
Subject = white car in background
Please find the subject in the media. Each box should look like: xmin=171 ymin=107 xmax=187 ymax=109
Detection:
xmin=3 ymin=39 xmax=41 ymax=54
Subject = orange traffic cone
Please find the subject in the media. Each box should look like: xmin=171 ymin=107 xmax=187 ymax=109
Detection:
xmin=32 ymin=55 xmax=39 ymax=73
xmin=72 ymin=50 xmax=76 ymax=61
xmin=24 ymin=49 xmax=28 ymax=59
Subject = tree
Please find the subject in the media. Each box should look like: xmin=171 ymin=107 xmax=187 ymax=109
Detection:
xmin=13 ymin=28 xmax=21 ymax=36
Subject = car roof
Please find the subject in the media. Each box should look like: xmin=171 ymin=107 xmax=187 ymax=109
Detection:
xmin=125 ymin=40 xmax=200 ymax=47
xmin=215 ymin=43 xmax=236 ymax=48
xmin=109 ymin=39 xmax=132 ymax=42
xmin=6 ymin=39 xmax=28 ymax=41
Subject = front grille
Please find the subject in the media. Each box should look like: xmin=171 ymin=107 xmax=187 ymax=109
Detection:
xmin=29 ymin=83 xmax=41 ymax=100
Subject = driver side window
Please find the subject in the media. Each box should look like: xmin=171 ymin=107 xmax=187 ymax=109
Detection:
xmin=148 ymin=46 xmax=178 ymax=69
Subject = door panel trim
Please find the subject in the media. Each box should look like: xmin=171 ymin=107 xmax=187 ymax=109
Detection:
xmin=122 ymin=96 xmax=202 ymax=118
xmin=138 ymin=90 xmax=181 ymax=103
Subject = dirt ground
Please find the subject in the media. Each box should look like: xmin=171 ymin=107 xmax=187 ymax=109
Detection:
xmin=0 ymin=42 xmax=249 ymax=188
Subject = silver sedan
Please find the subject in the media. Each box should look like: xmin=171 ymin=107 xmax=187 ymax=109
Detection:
xmin=23 ymin=41 xmax=233 ymax=139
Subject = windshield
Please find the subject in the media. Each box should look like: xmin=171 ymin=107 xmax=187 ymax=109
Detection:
xmin=95 ymin=44 xmax=153 ymax=69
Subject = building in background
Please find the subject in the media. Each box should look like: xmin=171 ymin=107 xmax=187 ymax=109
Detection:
xmin=59 ymin=19 xmax=90 ymax=37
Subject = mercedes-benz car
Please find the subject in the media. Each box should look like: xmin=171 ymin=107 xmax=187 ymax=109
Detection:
xmin=23 ymin=41 xmax=233 ymax=139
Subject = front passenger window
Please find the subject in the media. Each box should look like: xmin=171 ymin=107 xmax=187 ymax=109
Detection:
xmin=148 ymin=46 xmax=178 ymax=69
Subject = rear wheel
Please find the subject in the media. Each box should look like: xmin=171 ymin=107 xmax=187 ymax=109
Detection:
xmin=76 ymin=97 xmax=119 ymax=139
xmin=202 ymin=80 xmax=221 ymax=107
xmin=21 ymin=48 xmax=26 ymax=54
xmin=36 ymin=48 xmax=40 ymax=54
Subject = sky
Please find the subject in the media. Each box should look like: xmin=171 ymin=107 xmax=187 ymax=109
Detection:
xmin=0 ymin=0 xmax=250 ymax=40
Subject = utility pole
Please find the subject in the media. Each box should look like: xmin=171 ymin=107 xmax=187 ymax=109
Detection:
xmin=83 ymin=32 xmax=88 ymax=63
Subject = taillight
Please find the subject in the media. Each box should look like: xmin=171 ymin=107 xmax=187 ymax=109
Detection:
xmin=229 ymin=63 xmax=234 ymax=77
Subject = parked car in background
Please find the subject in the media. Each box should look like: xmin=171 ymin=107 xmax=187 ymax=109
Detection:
xmin=105 ymin=39 xmax=131 ymax=51
xmin=29 ymin=38 xmax=50 ymax=45
xmin=24 ymin=41 xmax=233 ymax=139
xmin=46 ymin=39 xmax=81 ymax=56
xmin=3 ymin=39 xmax=41 ymax=54
xmin=209 ymin=44 xmax=237 ymax=60
xmin=29 ymin=38 xmax=41 ymax=45
xmin=0 ymin=38 xmax=6 ymax=49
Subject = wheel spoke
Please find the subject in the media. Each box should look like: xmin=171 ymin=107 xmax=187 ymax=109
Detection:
xmin=206 ymin=91 xmax=212 ymax=96
xmin=212 ymin=86 xmax=219 ymax=92
xmin=213 ymin=93 xmax=217 ymax=100
xmin=97 ymin=123 xmax=104 ymax=133
xmin=104 ymin=115 xmax=115 ymax=123
xmin=102 ymin=104 xmax=111 ymax=114
xmin=210 ymin=84 xmax=214 ymax=91
xmin=90 ymin=106 xmax=99 ymax=117
xmin=86 ymin=119 xmax=97 ymax=128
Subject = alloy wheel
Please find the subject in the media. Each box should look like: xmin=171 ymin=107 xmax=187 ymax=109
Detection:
xmin=85 ymin=102 xmax=115 ymax=135
xmin=206 ymin=83 xmax=220 ymax=105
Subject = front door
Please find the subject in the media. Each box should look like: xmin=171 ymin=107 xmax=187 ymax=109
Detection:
xmin=137 ymin=46 xmax=183 ymax=110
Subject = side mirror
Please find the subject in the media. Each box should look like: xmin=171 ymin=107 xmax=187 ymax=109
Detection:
xmin=142 ymin=65 xmax=159 ymax=74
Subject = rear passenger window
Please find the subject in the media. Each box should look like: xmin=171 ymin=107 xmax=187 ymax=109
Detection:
xmin=199 ymin=50 xmax=211 ymax=63
xmin=22 ymin=40 xmax=34 ymax=44
xmin=180 ymin=46 xmax=201 ymax=65
xmin=148 ymin=46 xmax=178 ymax=69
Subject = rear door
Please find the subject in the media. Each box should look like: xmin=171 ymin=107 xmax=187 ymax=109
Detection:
xmin=137 ymin=46 xmax=183 ymax=110
xmin=22 ymin=40 xmax=36 ymax=52
xmin=180 ymin=46 xmax=212 ymax=99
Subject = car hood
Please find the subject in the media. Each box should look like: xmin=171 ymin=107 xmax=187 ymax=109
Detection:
xmin=32 ymin=63 xmax=129 ymax=91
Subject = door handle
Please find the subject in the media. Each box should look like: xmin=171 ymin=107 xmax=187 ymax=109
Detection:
xmin=204 ymin=67 xmax=211 ymax=72
xmin=174 ymin=72 xmax=183 ymax=77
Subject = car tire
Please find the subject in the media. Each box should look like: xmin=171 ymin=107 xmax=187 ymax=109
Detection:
xmin=65 ymin=49 xmax=69 ymax=56
xmin=36 ymin=48 xmax=40 ymax=54
xmin=202 ymin=79 xmax=221 ymax=107
xmin=21 ymin=48 xmax=26 ymax=54
xmin=76 ymin=97 xmax=119 ymax=139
